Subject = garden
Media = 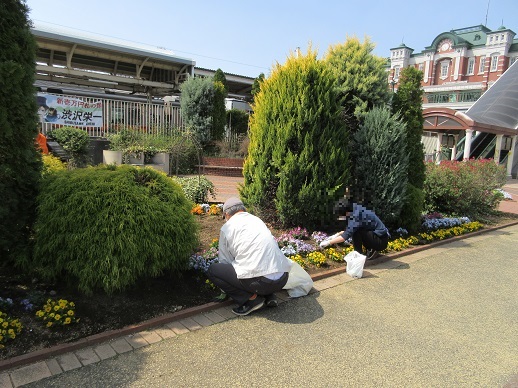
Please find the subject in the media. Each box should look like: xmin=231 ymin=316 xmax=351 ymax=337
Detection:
xmin=1 ymin=6 xmax=516 ymax=364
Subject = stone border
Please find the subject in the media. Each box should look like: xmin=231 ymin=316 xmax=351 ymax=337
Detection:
xmin=1 ymin=219 xmax=517 ymax=374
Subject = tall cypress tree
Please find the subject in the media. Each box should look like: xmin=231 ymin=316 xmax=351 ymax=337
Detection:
xmin=324 ymin=37 xmax=390 ymax=133
xmin=212 ymin=69 xmax=227 ymax=141
xmin=0 ymin=0 xmax=42 ymax=264
xmin=391 ymin=67 xmax=426 ymax=232
xmin=241 ymin=48 xmax=349 ymax=228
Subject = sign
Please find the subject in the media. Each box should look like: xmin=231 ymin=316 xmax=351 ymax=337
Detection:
xmin=37 ymin=93 xmax=103 ymax=127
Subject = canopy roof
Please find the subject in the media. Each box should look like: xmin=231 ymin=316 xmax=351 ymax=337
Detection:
xmin=465 ymin=61 xmax=518 ymax=132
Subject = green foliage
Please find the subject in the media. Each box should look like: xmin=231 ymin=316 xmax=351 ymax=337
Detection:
xmin=49 ymin=126 xmax=90 ymax=168
xmin=212 ymin=81 xmax=227 ymax=141
xmin=351 ymin=107 xmax=409 ymax=228
xmin=391 ymin=67 xmax=426 ymax=189
xmin=180 ymin=76 xmax=215 ymax=145
xmin=173 ymin=175 xmax=216 ymax=203
xmin=0 ymin=0 xmax=42 ymax=264
xmin=324 ymin=37 xmax=390 ymax=131
xmin=423 ymin=159 xmax=507 ymax=220
xmin=42 ymin=154 xmax=66 ymax=176
xmin=241 ymin=47 xmax=349 ymax=228
xmin=213 ymin=69 xmax=228 ymax=94
xmin=31 ymin=165 xmax=198 ymax=294
xmin=399 ymin=183 xmax=425 ymax=234
xmin=250 ymin=73 xmax=265 ymax=101
xmin=226 ymin=109 xmax=249 ymax=135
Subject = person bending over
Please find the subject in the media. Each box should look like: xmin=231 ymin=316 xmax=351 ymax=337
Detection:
xmin=207 ymin=197 xmax=292 ymax=316
xmin=320 ymin=202 xmax=390 ymax=260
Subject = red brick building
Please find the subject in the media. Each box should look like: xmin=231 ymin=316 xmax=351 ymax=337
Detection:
xmin=389 ymin=25 xmax=518 ymax=176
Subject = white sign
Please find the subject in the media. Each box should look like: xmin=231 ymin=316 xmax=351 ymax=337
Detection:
xmin=37 ymin=93 xmax=103 ymax=127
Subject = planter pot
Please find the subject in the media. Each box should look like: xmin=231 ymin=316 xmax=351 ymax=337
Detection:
xmin=146 ymin=152 xmax=170 ymax=174
xmin=151 ymin=152 xmax=169 ymax=165
xmin=102 ymin=150 xmax=123 ymax=165
xmin=129 ymin=153 xmax=145 ymax=165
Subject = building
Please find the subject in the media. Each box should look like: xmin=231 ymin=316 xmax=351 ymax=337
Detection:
xmin=389 ymin=25 xmax=518 ymax=176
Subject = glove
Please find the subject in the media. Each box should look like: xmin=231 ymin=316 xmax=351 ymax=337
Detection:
xmin=319 ymin=239 xmax=331 ymax=249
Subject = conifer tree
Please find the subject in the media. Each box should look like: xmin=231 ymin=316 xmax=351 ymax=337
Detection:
xmin=351 ymin=107 xmax=408 ymax=228
xmin=0 ymin=0 xmax=42 ymax=264
xmin=241 ymin=48 xmax=349 ymax=228
xmin=324 ymin=37 xmax=390 ymax=132
xmin=212 ymin=69 xmax=227 ymax=141
xmin=250 ymin=73 xmax=265 ymax=102
xmin=391 ymin=67 xmax=426 ymax=231
xmin=180 ymin=76 xmax=214 ymax=145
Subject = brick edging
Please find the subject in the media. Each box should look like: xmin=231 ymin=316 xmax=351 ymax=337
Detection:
xmin=1 ymin=219 xmax=517 ymax=372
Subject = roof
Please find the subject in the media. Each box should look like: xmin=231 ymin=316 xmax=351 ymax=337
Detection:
xmin=465 ymin=61 xmax=518 ymax=132
xmin=32 ymin=21 xmax=195 ymax=66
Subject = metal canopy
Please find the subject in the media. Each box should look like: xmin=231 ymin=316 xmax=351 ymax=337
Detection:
xmin=32 ymin=21 xmax=195 ymax=97
xmin=465 ymin=61 xmax=518 ymax=132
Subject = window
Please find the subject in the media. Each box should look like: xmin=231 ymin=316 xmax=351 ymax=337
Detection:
xmin=394 ymin=66 xmax=400 ymax=79
xmin=490 ymin=54 xmax=499 ymax=71
xmin=419 ymin=63 xmax=424 ymax=72
xmin=440 ymin=60 xmax=449 ymax=78
xmin=467 ymin=57 xmax=475 ymax=74
xmin=479 ymin=56 xmax=486 ymax=73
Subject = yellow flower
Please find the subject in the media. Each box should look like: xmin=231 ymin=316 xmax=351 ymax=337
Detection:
xmin=64 ymin=317 xmax=71 ymax=325
xmin=54 ymin=314 xmax=61 ymax=321
xmin=1 ymin=322 xmax=7 ymax=329
xmin=47 ymin=322 xmax=53 ymax=327
xmin=67 ymin=310 xmax=74 ymax=316
xmin=54 ymin=305 xmax=60 ymax=312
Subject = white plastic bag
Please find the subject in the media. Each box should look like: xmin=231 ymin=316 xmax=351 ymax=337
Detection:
xmin=283 ymin=259 xmax=314 ymax=298
xmin=344 ymin=251 xmax=367 ymax=279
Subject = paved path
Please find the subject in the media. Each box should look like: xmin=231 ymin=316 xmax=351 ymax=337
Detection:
xmin=3 ymin=223 xmax=517 ymax=387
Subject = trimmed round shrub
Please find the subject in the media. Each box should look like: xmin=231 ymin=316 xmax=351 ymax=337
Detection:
xmin=32 ymin=165 xmax=199 ymax=294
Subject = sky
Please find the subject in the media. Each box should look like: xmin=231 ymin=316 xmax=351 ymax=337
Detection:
xmin=26 ymin=0 xmax=518 ymax=79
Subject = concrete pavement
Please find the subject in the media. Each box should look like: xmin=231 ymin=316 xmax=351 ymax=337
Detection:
xmin=3 ymin=222 xmax=517 ymax=387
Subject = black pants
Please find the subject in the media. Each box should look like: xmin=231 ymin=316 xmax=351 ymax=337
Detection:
xmin=352 ymin=230 xmax=388 ymax=254
xmin=207 ymin=263 xmax=289 ymax=306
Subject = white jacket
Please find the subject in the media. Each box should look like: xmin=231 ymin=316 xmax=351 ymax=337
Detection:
xmin=218 ymin=212 xmax=292 ymax=279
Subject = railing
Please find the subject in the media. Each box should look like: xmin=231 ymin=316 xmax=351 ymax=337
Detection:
xmin=39 ymin=92 xmax=184 ymax=138
xmin=425 ymin=90 xmax=482 ymax=104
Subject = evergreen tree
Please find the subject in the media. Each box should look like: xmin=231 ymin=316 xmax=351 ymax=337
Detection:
xmin=179 ymin=76 xmax=214 ymax=145
xmin=324 ymin=37 xmax=390 ymax=132
xmin=351 ymin=107 xmax=408 ymax=228
xmin=241 ymin=48 xmax=349 ymax=228
xmin=0 ymin=0 xmax=42 ymax=264
xmin=391 ymin=67 xmax=426 ymax=232
xmin=212 ymin=69 xmax=227 ymax=141
xmin=391 ymin=67 xmax=425 ymax=188
xmin=250 ymin=72 xmax=265 ymax=102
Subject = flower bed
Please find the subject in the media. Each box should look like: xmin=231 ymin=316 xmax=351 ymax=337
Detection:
xmin=188 ymin=207 xmax=486 ymax=274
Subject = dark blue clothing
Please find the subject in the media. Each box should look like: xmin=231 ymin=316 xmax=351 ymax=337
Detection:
xmin=341 ymin=203 xmax=390 ymax=243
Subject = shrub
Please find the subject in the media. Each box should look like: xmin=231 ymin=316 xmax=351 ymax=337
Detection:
xmin=351 ymin=107 xmax=409 ymax=228
xmin=42 ymin=154 xmax=66 ymax=176
xmin=398 ymin=183 xmax=425 ymax=234
xmin=226 ymin=109 xmax=249 ymax=135
xmin=0 ymin=0 xmax=42 ymax=265
xmin=173 ymin=175 xmax=216 ymax=203
xmin=241 ymin=47 xmax=349 ymax=228
xmin=423 ymin=159 xmax=507 ymax=219
xmin=49 ymin=126 xmax=90 ymax=168
xmin=32 ymin=165 xmax=199 ymax=294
